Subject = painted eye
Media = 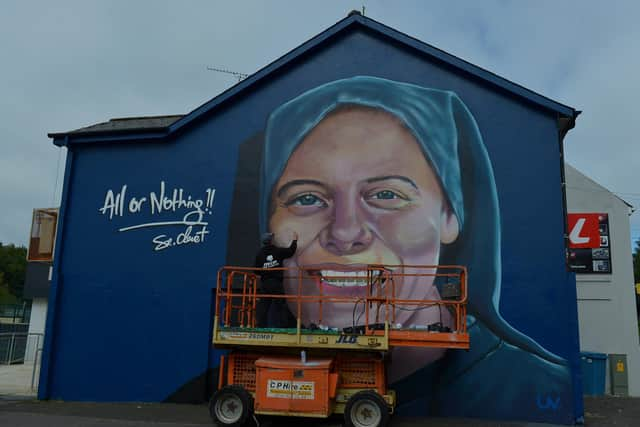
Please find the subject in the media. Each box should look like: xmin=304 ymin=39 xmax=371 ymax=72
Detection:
xmin=286 ymin=193 xmax=327 ymax=207
xmin=365 ymin=188 xmax=411 ymax=209
xmin=372 ymin=190 xmax=398 ymax=200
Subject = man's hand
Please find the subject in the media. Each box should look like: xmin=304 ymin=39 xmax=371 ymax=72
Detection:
xmin=292 ymin=231 xmax=299 ymax=241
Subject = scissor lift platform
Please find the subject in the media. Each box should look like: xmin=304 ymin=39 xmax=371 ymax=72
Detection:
xmin=213 ymin=265 xmax=469 ymax=351
xmin=214 ymin=325 xmax=390 ymax=350
xmin=213 ymin=325 xmax=469 ymax=351
xmin=210 ymin=265 xmax=469 ymax=427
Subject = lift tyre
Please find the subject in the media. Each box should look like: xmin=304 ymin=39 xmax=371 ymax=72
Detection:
xmin=209 ymin=385 xmax=253 ymax=426
xmin=344 ymin=390 xmax=390 ymax=427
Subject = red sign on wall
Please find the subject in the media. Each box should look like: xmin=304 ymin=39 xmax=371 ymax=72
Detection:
xmin=567 ymin=213 xmax=612 ymax=274
xmin=567 ymin=213 xmax=601 ymax=248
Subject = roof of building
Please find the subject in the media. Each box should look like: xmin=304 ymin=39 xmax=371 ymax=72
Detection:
xmin=565 ymin=163 xmax=634 ymax=210
xmin=63 ymin=115 xmax=184 ymax=136
xmin=49 ymin=11 xmax=578 ymax=146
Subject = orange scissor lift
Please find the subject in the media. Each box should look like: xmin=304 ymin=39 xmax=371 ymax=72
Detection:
xmin=210 ymin=265 xmax=468 ymax=427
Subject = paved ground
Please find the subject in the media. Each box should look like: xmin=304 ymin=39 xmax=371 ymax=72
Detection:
xmin=0 ymin=362 xmax=38 ymax=397
xmin=0 ymin=362 xmax=637 ymax=427
xmin=0 ymin=396 xmax=638 ymax=427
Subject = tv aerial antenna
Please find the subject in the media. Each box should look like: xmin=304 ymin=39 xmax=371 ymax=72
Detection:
xmin=206 ymin=66 xmax=248 ymax=82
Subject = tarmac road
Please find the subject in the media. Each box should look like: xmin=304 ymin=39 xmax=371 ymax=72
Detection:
xmin=0 ymin=396 xmax=638 ymax=427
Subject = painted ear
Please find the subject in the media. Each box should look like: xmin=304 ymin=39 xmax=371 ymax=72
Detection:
xmin=440 ymin=207 xmax=460 ymax=244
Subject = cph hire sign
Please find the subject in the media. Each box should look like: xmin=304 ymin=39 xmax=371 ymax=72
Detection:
xmin=98 ymin=181 xmax=215 ymax=251
xmin=267 ymin=380 xmax=315 ymax=399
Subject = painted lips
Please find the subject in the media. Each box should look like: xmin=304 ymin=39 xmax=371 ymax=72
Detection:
xmin=316 ymin=269 xmax=381 ymax=287
xmin=308 ymin=268 xmax=386 ymax=297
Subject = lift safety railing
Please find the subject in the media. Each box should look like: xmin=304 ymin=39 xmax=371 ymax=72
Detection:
xmin=215 ymin=264 xmax=468 ymax=349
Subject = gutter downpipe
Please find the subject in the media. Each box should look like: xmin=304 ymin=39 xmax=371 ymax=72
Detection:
xmin=557 ymin=110 xmax=585 ymax=425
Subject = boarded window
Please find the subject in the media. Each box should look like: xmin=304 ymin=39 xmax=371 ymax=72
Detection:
xmin=28 ymin=208 xmax=59 ymax=262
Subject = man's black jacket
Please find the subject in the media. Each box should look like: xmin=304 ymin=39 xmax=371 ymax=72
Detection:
xmin=254 ymin=240 xmax=297 ymax=282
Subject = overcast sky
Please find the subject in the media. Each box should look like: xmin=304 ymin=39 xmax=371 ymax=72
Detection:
xmin=1 ymin=1 xmax=639 ymax=252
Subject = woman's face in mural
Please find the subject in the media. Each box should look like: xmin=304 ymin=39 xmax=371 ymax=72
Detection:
xmin=269 ymin=107 xmax=459 ymax=329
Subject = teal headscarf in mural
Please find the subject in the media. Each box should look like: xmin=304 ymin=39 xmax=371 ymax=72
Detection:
xmin=259 ymin=75 xmax=566 ymax=364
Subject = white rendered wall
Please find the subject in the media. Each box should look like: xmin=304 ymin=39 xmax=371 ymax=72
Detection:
xmin=25 ymin=298 xmax=47 ymax=362
xmin=565 ymin=164 xmax=640 ymax=396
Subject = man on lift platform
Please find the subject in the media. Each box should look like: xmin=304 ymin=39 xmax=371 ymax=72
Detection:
xmin=253 ymin=231 xmax=298 ymax=327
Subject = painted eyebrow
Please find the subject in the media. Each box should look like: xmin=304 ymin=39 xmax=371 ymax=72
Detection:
xmin=364 ymin=175 xmax=418 ymax=190
xmin=276 ymin=179 xmax=330 ymax=198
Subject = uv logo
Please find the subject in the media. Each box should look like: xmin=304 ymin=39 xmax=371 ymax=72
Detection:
xmin=536 ymin=394 xmax=560 ymax=411
xmin=336 ymin=335 xmax=358 ymax=344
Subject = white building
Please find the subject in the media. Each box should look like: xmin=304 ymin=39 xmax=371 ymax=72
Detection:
xmin=565 ymin=163 xmax=639 ymax=396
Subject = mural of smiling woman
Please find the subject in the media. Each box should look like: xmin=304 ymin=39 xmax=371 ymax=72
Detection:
xmin=250 ymin=76 xmax=572 ymax=420
xmin=269 ymin=107 xmax=459 ymax=340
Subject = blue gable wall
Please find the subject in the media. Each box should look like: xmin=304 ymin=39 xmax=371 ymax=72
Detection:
xmin=42 ymin=24 xmax=580 ymax=424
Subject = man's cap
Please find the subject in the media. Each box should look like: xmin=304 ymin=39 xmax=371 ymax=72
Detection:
xmin=261 ymin=232 xmax=274 ymax=244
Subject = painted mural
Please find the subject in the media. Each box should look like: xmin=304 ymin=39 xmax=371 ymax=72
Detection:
xmin=41 ymin=17 xmax=580 ymax=425
xmin=227 ymin=76 xmax=572 ymax=420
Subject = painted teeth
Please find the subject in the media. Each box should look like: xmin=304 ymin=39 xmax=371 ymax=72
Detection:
xmin=319 ymin=270 xmax=381 ymax=287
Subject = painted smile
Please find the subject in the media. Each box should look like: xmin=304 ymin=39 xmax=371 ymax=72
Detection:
xmin=316 ymin=269 xmax=382 ymax=288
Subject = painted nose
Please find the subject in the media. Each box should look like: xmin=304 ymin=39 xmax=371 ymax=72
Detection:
xmin=320 ymin=196 xmax=373 ymax=255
